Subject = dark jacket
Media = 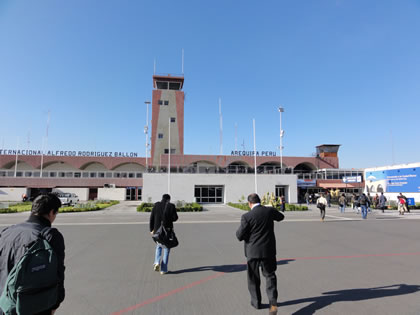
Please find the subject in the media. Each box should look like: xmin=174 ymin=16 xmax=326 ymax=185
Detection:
xmin=236 ymin=205 xmax=284 ymax=259
xmin=149 ymin=201 xmax=178 ymax=233
xmin=0 ymin=214 xmax=65 ymax=312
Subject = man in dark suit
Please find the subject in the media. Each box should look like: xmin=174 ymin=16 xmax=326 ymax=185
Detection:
xmin=149 ymin=194 xmax=178 ymax=274
xmin=236 ymin=193 xmax=284 ymax=315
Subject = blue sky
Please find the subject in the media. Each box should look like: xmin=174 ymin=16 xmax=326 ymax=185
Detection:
xmin=0 ymin=0 xmax=419 ymax=169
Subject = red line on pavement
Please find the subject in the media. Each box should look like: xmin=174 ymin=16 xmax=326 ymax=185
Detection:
xmin=284 ymin=252 xmax=420 ymax=261
xmin=110 ymin=251 xmax=420 ymax=314
xmin=110 ymin=272 xmax=225 ymax=315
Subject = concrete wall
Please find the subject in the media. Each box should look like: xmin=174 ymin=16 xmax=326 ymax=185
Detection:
xmin=98 ymin=188 xmax=126 ymax=201
xmin=143 ymin=173 xmax=298 ymax=204
xmin=53 ymin=188 xmax=89 ymax=201
xmin=0 ymin=187 xmax=27 ymax=201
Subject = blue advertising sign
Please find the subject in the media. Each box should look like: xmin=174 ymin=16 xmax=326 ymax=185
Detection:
xmin=365 ymin=167 xmax=420 ymax=193
xmin=297 ymin=179 xmax=316 ymax=188
xmin=407 ymin=198 xmax=415 ymax=206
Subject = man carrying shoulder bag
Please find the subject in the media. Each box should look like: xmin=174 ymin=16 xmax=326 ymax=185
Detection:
xmin=149 ymin=194 xmax=178 ymax=275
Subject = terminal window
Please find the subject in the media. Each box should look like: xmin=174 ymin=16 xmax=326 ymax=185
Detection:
xmin=194 ymin=185 xmax=223 ymax=203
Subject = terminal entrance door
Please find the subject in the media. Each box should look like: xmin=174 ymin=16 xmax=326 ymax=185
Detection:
xmin=275 ymin=185 xmax=287 ymax=202
xmin=194 ymin=185 xmax=224 ymax=203
xmin=126 ymin=187 xmax=136 ymax=200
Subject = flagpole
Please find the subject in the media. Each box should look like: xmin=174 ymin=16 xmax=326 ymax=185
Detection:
xmin=168 ymin=117 xmax=171 ymax=194
xmin=14 ymin=137 xmax=19 ymax=177
xmin=253 ymin=119 xmax=257 ymax=194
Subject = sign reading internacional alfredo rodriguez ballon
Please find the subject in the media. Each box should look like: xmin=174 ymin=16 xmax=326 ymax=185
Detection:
xmin=0 ymin=149 xmax=139 ymax=158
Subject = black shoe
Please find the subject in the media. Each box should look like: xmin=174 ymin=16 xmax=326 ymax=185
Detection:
xmin=251 ymin=301 xmax=261 ymax=309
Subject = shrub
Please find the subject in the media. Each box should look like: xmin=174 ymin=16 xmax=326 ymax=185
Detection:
xmin=178 ymin=202 xmax=203 ymax=212
xmin=59 ymin=200 xmax=119 ymax=213
xmin=228 ymin=202 xmax=250 ymax=211
xmin=137 ymin=202 xmax=203 ymax=212
xmin=137 ymin=202 xmax=154 ymax=212
xmin=284 ymin=204 xmax=308 ymax=211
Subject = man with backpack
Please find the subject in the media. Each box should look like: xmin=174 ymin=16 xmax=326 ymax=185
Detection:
xmin=0 ymin=193 xmax=65 ymax=315
xmin=358 ymin=193 xmax=370 ymax=219
xmin=378 ymin=192 xmax=387 ymax=213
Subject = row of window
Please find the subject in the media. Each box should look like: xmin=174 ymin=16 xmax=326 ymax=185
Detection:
xmin=156 ymin=81 xmax=182 ymax=90
xmin=0 ymin=171 xmax=143 ymax=179
xmin=158 ymin=100 xmax=169 ymax=105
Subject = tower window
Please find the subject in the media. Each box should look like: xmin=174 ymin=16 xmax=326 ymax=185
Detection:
xmin=158 ymin=100 xmax=163 ymax=105
xmin=158 ymin=133 xmax=164 ymax=139
xmin=169 ymin=82 xmax=181 ymax=90
xmin=164 ymin=149 xmax=176 ymax=154
xmin=156 ymin=81 xmax=168 ymax=89
xmin=164 ymin=100 xmax=169 ymax=105
xmin=171 ymin=117 xmax=176 ymax=122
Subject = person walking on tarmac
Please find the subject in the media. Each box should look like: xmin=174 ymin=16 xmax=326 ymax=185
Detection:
xmin=317 ymin=193 xmax=328 ymax=221
xmin=236 ymin=193 xmax=284 ymax=315
xmin=378 ymin=192 xmax=387 ymax=213
xmin=358 ymin=193 xmax=370 ymax=219
xmin=149 ymin=194 xmax=178 ymax=274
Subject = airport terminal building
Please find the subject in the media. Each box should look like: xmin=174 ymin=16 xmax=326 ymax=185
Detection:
xmin=0 ymin=74 xmax=363 ymax=203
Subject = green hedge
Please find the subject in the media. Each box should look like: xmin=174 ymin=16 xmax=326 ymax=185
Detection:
xmin=137 ymin=202 xmax=203 ymax=212
xmin=0 ymin=200 xmax=119 ymax=214
xmin=227 ymin=202 xmax=250 ymax=211
xmin=228 ymin=202 xmax=308 ymax=211
xmin=137 ymin=202 xmax=154 ymax=212
xmin=59 ymin=200 xmax=119 ymax=213
xmin=0 ymin=203 xmax=32 ymax=213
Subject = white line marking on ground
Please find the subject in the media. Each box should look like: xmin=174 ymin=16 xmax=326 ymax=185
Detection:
xmin=325 ymin=215 xmax=354 ymax=221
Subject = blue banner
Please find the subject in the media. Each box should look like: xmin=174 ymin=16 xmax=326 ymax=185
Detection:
xmin=365 ymin=167 xmax=420 ymax=193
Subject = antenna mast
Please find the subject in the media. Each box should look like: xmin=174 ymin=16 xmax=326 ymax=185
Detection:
xmin=235 ymin=123 xmax=238 ymax=151
xmin=182 ymin=49 xmax=184 ymax=75
xmin=219 ymin=98 xmax=223 ymax=155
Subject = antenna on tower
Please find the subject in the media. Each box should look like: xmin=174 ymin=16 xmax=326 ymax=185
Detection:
xmin=27 ymin=130 xmax=31 ymax=151
xmin=219 ymin=98 xmax=223 ymax=155
xmin=235 ymin=123 xmax=238 ymax=151
xmin=181 ymin=49 xmax=184 ymax=75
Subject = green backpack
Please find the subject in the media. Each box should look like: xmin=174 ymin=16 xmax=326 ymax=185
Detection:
xmin=0 ymin=228 xmax=58 ymax=315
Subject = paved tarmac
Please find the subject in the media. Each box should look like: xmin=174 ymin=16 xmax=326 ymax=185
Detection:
xmin=1 ymin=202 xmax=420 ymax=314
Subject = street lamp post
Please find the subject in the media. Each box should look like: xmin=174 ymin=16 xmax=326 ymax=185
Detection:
xmin=278 ymin=106 xmax=284 ymax=174
xmin=144 ymin=101 xmax=151 ymax=172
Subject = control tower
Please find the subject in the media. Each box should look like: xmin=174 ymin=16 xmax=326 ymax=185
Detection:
xmin=150 ymin=75 xmax=184 ymax=167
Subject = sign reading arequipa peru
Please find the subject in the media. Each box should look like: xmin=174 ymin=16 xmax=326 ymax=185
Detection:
xmin=231 ymin=150 xmax=277 ymax=156
xmin=0 ymin=149 xmax=139 ymax=158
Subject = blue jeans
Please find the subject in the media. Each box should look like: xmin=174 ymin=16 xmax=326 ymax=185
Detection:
xmin=154 ymin=243 xmax=170 ymax=272
xmin=361 ymin=205 xmax=367 ymax=219
xmin=339 ymin=205 xmax=345 ymax=213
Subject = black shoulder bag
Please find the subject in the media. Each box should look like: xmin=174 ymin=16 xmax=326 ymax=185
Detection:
xmin=152 ymin=203 xmax=179 ymax=249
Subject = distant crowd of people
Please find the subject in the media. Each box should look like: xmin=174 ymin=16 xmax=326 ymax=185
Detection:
xmin=310 ymin=191 xmax=411 ymax=221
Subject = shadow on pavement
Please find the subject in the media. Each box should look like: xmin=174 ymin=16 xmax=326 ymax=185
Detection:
xmin=170 ymin=259 xmax=295 ymax=274
xmin=278 ymin=284 xmax=420 ymax=315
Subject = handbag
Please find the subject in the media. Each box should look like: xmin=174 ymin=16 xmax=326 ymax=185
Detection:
xmin=152 ymin=203 xmax=179 ymax=249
